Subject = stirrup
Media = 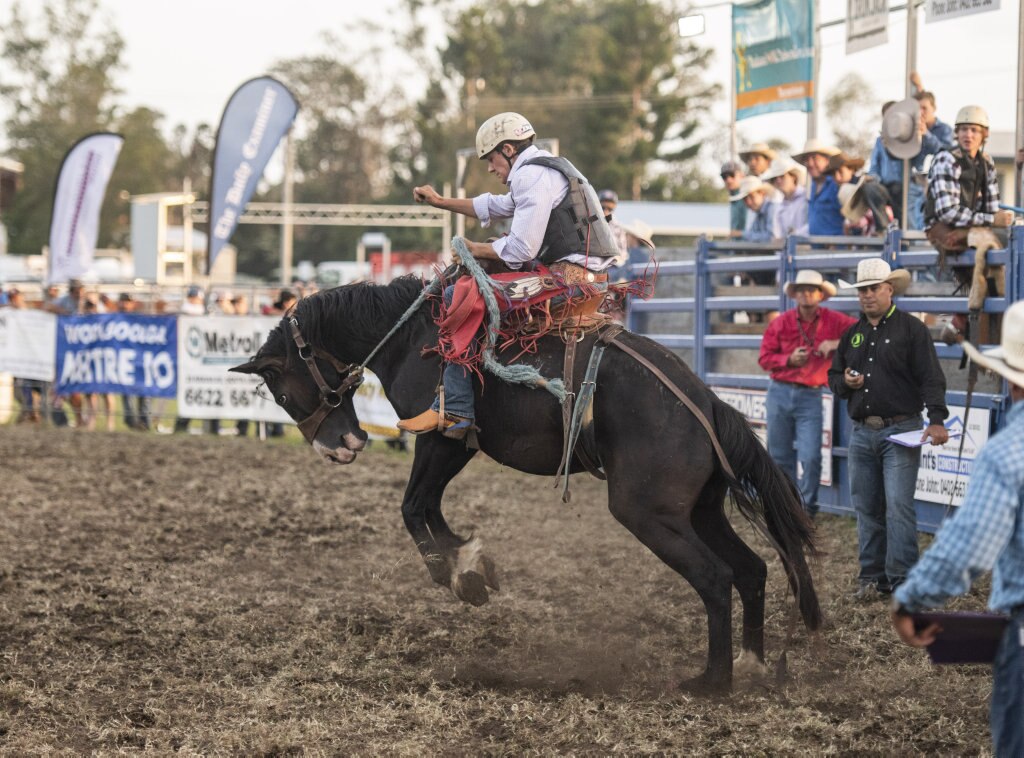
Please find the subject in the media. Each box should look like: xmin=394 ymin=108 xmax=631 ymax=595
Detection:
xmin=441 ymin=418 xmax=473 ymax=440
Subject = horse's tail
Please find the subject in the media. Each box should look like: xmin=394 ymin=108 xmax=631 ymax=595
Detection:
xmin=711 ymin=397 xmax=823 ymax=632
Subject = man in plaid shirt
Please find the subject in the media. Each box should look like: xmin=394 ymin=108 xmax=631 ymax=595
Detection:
xmin=892 ymin=300 xmax=1024 ymax=757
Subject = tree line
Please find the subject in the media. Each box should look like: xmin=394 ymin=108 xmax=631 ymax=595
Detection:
xmin=1 ymin=0 xmax=731 ymax=278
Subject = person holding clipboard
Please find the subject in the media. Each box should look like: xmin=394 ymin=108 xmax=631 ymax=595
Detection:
xmin=892 ymin=299 xmax=1024 ymax=758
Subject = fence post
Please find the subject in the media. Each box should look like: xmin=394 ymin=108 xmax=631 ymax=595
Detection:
xmin=886 ymin=227 xmax=902 ymax=267
xmin=695 ymin=236 xmax=709 ymax=381
xmin=1013 ymin=225 xmax=1024 ymax=304
xmin=779 ymin=237 xmax=797 ymax=313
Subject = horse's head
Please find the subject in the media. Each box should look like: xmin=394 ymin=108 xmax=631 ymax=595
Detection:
xmin=231 ymin=315 xmax=368 ymax=464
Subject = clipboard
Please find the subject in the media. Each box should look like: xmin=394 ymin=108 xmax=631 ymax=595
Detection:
xmin=912 ymin=611 xmax=1010 ymax=664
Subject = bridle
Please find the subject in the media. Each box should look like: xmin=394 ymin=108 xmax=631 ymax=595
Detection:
xmin=288 ymin=317 xmax=364 ymax=443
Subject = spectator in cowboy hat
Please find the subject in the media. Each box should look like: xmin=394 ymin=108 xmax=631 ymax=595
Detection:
xmin=272 ymin=288 xmax=297 ymax=314
xmin=762 ymin=157 xmax=808 ymax=236
xmin=891 ymin=298 xmax=1024 ymax=757
xmin=759 ymin=270 xmax=856 ymax=515
xmin=795 ymin=139 xmax=844 ymax=236
xmin=734 ymin=176 xmax=780 ymax=242
xmin=720 ymin=160 xmax=748 ymax=238
xmin=739 ymin=142 xmax=778 ymax=177
xmin=830 ymin=152 xmax=895 ymax=236
xmin=828 ymin=258 xmax=948 ymax=601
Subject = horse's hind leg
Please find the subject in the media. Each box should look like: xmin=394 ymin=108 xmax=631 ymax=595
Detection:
xmin=691 ymin=480 xmax=768 ymax=670
xmin=608 ymin=487 xmax=735 ymax=694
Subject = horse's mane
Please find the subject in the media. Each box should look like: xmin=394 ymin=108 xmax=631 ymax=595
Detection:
xmin=261 ymin=275 xmax=433 ymax=359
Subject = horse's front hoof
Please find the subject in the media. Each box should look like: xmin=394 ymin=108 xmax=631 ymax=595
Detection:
xmin=677 ymin=670 xmax=731 ymax=696
xmin=452 ymin=570 xmax=489 ymax=606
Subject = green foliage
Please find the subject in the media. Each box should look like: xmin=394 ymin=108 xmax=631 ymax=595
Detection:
xmin=824 ymin=72 xmax=880 ymax=160
xmin=409 ymin=0 xmax=719 ymax=205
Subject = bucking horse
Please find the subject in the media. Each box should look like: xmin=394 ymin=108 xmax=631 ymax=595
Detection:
xmin=232 ymin=258 xmax=823 ymax=694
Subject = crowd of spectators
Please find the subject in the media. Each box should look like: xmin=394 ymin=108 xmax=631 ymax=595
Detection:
xmin=722 ymin=72 xmax=972 ymax=244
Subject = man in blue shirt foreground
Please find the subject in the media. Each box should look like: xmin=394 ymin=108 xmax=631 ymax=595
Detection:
xmin=892 ymin=299 xmax=1024 ymax=757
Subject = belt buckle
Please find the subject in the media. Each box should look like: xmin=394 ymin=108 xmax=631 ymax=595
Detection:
xmin=864 ymin=416 xmax=884 ymax=430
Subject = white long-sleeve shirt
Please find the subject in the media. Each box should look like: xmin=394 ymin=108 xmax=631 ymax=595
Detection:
xmin=471 ymin=145 xmax=612 ymax=271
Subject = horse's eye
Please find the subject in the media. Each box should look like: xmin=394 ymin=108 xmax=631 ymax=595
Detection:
xmin=277 ymin=394 xmax=287 ymax=405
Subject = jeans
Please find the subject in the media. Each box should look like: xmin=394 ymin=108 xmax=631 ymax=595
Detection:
xmin=766 ymin=380 xmax=824 ymax=515
xmin=848 ymin=416 xmax=923 ymax=589
xmin=430 ymin=283 xmax=475 ymax=420
xmin=991 ymin=611 xmax=1024 ymax=757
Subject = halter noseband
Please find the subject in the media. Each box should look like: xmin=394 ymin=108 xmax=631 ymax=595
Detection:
xmin=288 ymin=317 xmax=364 ymax=443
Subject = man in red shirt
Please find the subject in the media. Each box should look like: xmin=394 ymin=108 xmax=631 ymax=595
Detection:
xmin=759 ymin=270 xmax=857 ymax=516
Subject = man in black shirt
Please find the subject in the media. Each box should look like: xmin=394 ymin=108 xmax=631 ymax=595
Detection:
xmin=828 ymin=258 xmax=949 ymax=599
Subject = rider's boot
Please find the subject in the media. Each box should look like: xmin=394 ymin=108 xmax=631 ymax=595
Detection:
xmin=397 ymin=409 xmax=473 ymax=440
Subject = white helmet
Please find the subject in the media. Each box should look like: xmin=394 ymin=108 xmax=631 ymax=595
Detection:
xmin=475 ymin=112 xmax=536 ymax=159
xmin=954 ymin=105 xmax=990 ymax=129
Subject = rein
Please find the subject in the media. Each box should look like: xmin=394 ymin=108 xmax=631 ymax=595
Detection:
xmin=286 ymin=274 xmax=445 ymax=444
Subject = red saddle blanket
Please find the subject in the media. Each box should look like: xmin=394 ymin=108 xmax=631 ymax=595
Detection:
xmin=437 ymin=266 xmax=590 ymax=365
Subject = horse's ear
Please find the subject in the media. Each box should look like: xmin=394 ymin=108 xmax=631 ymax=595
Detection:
xmin=229 ymin=359 xmax=261 ymax=375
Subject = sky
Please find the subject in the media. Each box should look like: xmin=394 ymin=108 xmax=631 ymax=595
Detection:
xmin=8 ymin=0 xmax=1024 ymax=169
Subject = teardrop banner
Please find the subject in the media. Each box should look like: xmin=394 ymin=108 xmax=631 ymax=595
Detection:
xmin=207 ymin=76 xmax=299 ymax=271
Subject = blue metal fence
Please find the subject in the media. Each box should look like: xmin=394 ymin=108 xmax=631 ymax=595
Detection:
xmin=628 ymin=226 xmax=1024 ymax=532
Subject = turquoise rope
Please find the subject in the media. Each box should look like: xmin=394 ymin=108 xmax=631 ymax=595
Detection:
xmin=452 ymin=237 xmax=567 ymax=403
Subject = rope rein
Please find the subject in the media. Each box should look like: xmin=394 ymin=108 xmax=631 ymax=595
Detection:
xmin=453 ymin=237 xmax=567 ymax=402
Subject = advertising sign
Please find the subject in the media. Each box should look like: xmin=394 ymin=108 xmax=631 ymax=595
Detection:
xmin=712 ymin=386 xmax=834 ymax=487
xmin=914 ymin=405 xmax=991 ymax=507
xmin=925 ymin=0 xmax=999 ymax=23
xmin=55 ymin=314 xmax=177 ymax=396
xmin=733 ymin=0 xmax=815 ymax=120
xmin=176 ymin=315 xmax=290 ymax=422
xmin=846 ymin=0 xmax=889 ymax=54
xmin=0 ymin=309 xmax=57 ymax=382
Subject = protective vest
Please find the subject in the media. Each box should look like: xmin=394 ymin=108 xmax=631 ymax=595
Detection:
xmin=520 ymin=156 xmax=620 ymax=264
xmin=924 ymin=147 xmax=991 ymax=225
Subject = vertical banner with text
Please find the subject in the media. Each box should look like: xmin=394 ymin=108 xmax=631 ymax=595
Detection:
xmin=207 ymin=77 xmax=299 ymax=271
xmin=48 ymin=133 xmax=124 ymax=283
xmin=733 ymin=0 xmax=815 ymax=120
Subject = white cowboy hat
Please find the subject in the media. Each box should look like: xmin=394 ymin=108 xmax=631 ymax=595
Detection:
xmin=837 ymin=176 xmax=871 ymax=224
xmin=620 ymin=219 xmax=655 ymax=249
xmin=962 ymin=300 xmax=1024 ymax=388
xmin=739 ymin=142 xmax=778 ymax=163
xmin=732 ymin=175 xmax=773 ymax=201
xmin=882 ymin=97 xmax=923 ymax=160
xmin=784 ymin=270 xmax=837 ymax=300
xmin=838 ymin=258 xmax=911 ymax=296
xmin=793 ymin=138 xmax=841 ymax=165
xmin=760 ymin=157 xmax=806 ymax=183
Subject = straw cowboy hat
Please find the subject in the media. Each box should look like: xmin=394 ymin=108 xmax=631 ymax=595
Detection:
xmin=793 ymin=138 xmax=841 ymax=164
xmin=732 ymin=176 xmax=773 ymax=201
xmin=760 ymin=157 xmax=806 ymax=183
xmin=838 ymin=258 xmax=911 ymax=295
xmin=739 ymin=142 xmax=778 ymax=163
xmin=620 ymin=219 xmax=655 ymax=249
xmin=837 ymin=176 xmax=871 ymax=223
xmin=882 ymin=97 xmax=923 ymax=160
xmin=962 ymin=300 xmax=1024 ymax=387
xmin=784 ymin=269 xmax=837 ymax=300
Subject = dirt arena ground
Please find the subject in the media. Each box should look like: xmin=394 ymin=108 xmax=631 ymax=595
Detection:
xmin=0 ymin=426 xmax=995 ymax=754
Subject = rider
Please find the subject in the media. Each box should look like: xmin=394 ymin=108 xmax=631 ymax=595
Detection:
xmin=398 ymin=111 xmax=620 ymax=438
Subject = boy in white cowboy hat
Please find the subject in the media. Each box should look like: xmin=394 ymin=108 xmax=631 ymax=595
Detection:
xmin=762 ymin=158 xmax=808 ymax=236
xmin=759 ymin=270 xmax=857 ymax=515
xmin=829 ymin=258 xmax=949 ymax=599
xmin=734 ymin=176 xmax=780 ymax=242
xmin=795 ymin=139 xmax=844 ymax=236
xmin=892 ymin=298 xmax=1024 ymax=757
xmin=739 ymin=142 xmax=777 ymax=178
